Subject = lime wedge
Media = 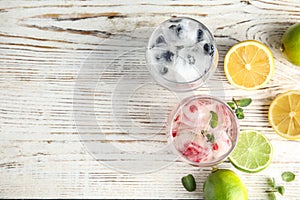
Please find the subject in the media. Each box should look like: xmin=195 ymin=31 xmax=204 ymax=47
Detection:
xmin=229 ymin=130 xmax=273 ymax=173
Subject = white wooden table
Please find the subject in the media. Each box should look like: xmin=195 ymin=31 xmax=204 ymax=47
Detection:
xmin=1 ymin=0 xmax=300 ymax=199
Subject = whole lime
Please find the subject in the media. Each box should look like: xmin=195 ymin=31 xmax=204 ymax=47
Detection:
xmin=203 ymin=169 xmax=248 ymax=200
xmin=281 ymin=23 xmax=300 ymax=66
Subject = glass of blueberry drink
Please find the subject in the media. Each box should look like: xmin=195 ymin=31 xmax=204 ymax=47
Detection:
xmin=146 ymin=17 xmax=218 ymax=92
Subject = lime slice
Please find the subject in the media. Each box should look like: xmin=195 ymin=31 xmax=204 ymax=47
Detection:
xmin=229 ymin=130 xmax=273 ymax=173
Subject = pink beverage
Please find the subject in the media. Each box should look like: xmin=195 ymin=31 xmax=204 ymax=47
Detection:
xmin=166 ymin=95 xmax=239 ymax=166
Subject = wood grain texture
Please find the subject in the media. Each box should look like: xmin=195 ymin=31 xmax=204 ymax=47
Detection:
xmin=0 ymin=0 xmax=300 ymax=199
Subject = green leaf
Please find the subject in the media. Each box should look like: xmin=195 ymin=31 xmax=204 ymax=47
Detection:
xmin=236 ymin=112 xmax=245 ymax=119
xmin=206 ymin=133 xmax=215 ymax=143
xmin=281 ymin=171 xmax=296 ymax=182
xmin=236 ymin=98 xmax=252 ymax=107
xmin=268 ymin=192 xmax=277 ymax=200
xmin=210 ymin=111 xmax=218 ymax=128
xmin=227 ymin=102 xmax=236 ymax=110
xmin=276 ymin=186 xmax=285 ymax=195
xmin=181 ymin=174 xmax=196 ymax=192
xmin=235 ymin=107 xmax=244 ymax=119
xmin=267 ymin=177 xmax=276 ymax=188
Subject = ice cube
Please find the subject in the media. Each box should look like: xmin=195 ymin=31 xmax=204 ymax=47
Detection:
xmin=214 ymin=102 xmax=232 ymax=130
xmin=211 ymin=130 xmax=232 ymax=158
xmin=173 ymin=129 xmax=196 ymax=152
xmin=187 ymin=54 xmax=196 ymax=65
xmin=175 ymin=44 xmax=211 ymax=80
xmin=181 ymin=100 xmax=211 ymax=130
xmin=173 ymin=55 xmax=200 ymax=83
xmin=146 ymin=17 xmax=216 ymax=87
xmin=155 ymin=35 xmax=166 ymax=46
xmin=161 ymin=18 xmax=203 ymax=47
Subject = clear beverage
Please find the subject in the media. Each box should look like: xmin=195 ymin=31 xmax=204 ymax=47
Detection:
xmin=146 ymin=17 xmax=218 ymax=91
xmin=166 ymin=95 xmax=239 ymax=167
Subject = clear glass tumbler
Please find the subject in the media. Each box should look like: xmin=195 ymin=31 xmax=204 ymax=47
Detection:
xmin=146 ymin=17 xmax=218 ymax=92
xmin=166 ymin=95 xmax=239 ymax=167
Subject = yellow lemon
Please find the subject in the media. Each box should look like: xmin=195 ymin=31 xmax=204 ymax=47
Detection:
xmin=269 ymin=90 xmax=300 ymax=140
xmin=224 ymin=40 xmax=274 ymax=90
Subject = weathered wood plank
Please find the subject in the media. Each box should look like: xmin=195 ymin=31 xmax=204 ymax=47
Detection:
xmin=0 ymin=0 xmax=300 ymax=199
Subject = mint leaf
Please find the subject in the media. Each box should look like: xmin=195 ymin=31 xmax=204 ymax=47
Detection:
xmin=235 ymin=107 xmax=244 ymax=119
xmin=281 ymin=171 xmax=296 ymax=182
xmin=268 ymin=192 xmax=276 ymax=200
xmin=181 ymin=174 xmax=196 ymax=192
xmin=206 ymin=133 xmax=215 ymax=143
xmin=236 ymin=98 xmax=252 ymax=107
xmin=276 ymin=186 xmax=285 ymax=195
xmin=267 ymin=177 xmax=276 ymax=188
xmin=227 ymin=102 xmax=236 ymax=110
xmin=210 ymin=111 xmax=218 ymax=128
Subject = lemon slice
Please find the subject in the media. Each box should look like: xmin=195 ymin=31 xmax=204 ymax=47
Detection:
xmin=229 ymin=130 xmax=273 ymax=173
xmin=268 ymin=90 xmax=300 ymax=140
xmin=224 ymin=40 xmax=274 ymax=90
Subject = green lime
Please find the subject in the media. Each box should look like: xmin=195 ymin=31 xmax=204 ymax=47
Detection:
xmin=281 ymin=23 xmax=300 ymax=66
xmin=203 ymin=169 xmax=248 ymax=200
xmin=229 ymin=130 xmax=273 ymax=173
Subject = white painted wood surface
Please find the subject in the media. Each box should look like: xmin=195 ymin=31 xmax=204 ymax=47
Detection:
xmin=0 ymin=0 xmax=300 ymax=199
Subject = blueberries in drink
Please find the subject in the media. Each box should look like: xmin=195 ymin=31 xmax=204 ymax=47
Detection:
xmin=169 ymin=24 xmax=184 ymax=38
xmin=197 ymin=29 xmax=204 ymax=42
xmin=146 ymin=17 xmax=217 ymax=85
xmin=162 ymin=51 xmax=174 ymax=62
xmin=156 ymin=51 xmax=174 ymax=62
xmin=204 ymin=43 xmax=214 ymax=56
xmin=160 ymin=67 xmax=168 ymax=75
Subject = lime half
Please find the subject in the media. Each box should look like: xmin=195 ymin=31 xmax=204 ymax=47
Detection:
xmin=229 ymin=130 xmax=273 ymax=173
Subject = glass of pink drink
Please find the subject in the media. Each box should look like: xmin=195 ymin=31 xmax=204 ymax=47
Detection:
xmin=166 ymin=95 xmax=239 ymax=167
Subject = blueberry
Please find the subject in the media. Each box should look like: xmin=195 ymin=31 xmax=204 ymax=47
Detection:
xmin=204 ymin=43 xmax=214 ymax=56
xmin=187 ymin=55 xmax=195 ymax=65
xmin=169 ymin=18 xmax=182 ymax=23
xmin=169 ymin=24 xmax=184 ymax=38
xmin=197 ymin=29 xmax=203 ymax=42
xmin=162 ymin=51 xmax=174 ymax=62
xmin=169 ymin=24 xmax=177 ymax=30
xmin=160 ymin=67 xmax=168 ymax=75
xmin=175 ymin=24 xmax=183 ymax=36
xmin=176 ymin=45 xmax=184 ymax=50
xmin=156 ymin=51 xmax=174 ymax=62
xmin=156 ymin=35 xmax=166 ymax=45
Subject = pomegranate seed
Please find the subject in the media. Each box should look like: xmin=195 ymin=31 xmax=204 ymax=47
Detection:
xmin=226 ymin=139 xmax=230 ymax=146
xmin=212 ymin=143 xmax=219 ymax=151
xmin=189 ymin=105 xmax=198 ymax=113
xmin=174 ymin=114 xmax=180 ymax=122
xmin=172 ymin=130 xmax=177 ymax=137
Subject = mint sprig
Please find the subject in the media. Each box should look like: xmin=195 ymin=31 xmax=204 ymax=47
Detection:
xmin=266 ymin=171 xmax=296 ymax=199
xmin=227 ymin=98 xmax=252 ymax=119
